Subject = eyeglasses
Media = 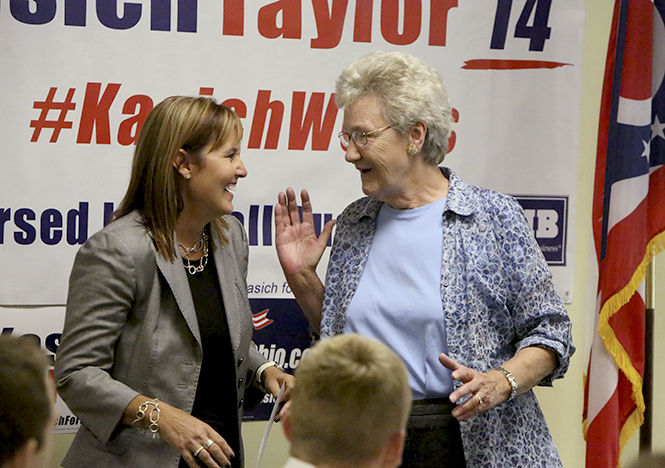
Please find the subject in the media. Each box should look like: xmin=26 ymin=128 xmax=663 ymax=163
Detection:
xmin=338 ymin=125 xmax=392 ymax=149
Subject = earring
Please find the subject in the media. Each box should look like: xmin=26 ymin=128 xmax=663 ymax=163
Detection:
xmin=407 ymin=143 xmax=418 ymax=156
xmin=184 ymin=174 xmax=191 ymax=180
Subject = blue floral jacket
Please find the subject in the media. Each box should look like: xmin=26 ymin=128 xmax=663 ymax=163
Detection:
xmin=321 ymin=168 xmax=574 ymax=467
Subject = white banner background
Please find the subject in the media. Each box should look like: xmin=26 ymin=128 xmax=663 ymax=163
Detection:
xmin=2 ymin=0 xmax=585 ymax=430
xmin=2 ymin=1 xmax=584 ymax=305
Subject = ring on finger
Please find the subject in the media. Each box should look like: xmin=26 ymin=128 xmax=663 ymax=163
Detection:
xmin=193 ymin=445 xmax=205 ymax=458
xmin=203 ymin=439 xmax=214 ymax=450
xmin=475 ymin=394 xmax=484 ymax=407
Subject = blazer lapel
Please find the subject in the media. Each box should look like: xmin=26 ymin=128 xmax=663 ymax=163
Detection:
xmin=211 ymin=230 xmax=241 ymax=354
xmin=156 ymin=241 xmax=202 ymax=347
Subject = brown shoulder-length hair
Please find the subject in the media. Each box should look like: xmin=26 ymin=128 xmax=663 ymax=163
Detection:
xmin=114 ymin=96 xmax=243 ymax=261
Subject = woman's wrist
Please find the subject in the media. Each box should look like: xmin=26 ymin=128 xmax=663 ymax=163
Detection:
xmin=131 ymin=398 xmax=160 ymax=437
xmin=283 ymin=270 xmax=324 ymax=329
xmin=492 ymin=367 xmax=519 ymax=401
xmin=123 ymin=395 xmax=160 ymax=430
xmin=284 ymin=267 xmax=321 ymax=290
xmin=256 ymin=362 xmax=284 ymax=392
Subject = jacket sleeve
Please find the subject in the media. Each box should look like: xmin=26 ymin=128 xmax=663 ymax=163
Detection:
xmin=54 ymin=228 xmax=141 ymax=444
xmin=223 ymin=216 xmax=270 ymax=394
xmin=499 ymin=197 xmax=575 ymax=385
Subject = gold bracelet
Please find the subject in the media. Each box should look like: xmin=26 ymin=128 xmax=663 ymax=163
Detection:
xmin=494 ymin=367 xmax=518 ymax=401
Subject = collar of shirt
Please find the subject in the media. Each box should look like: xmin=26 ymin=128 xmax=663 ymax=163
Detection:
xmin=283 ymin=456 xmax=318 ymax=468
xmin=351 ymin=167 xmax=476 ymax=223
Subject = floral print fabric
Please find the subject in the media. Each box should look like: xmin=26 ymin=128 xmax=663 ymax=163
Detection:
xmin=321 ymin=168 xmax=574 ymax=467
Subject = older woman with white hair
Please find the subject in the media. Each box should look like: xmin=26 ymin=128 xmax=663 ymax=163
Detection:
xmin=275 ymin=51 xmax=574 ymax=467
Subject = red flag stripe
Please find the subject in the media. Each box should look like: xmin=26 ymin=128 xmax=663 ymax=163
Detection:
xmin=620 ymin=0 xmax=653 ymax=100
xmin=585 ymin=374 xmax=641 ymax=468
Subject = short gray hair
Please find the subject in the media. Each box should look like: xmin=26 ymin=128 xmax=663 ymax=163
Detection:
xmin=335 ymin=51 xmax=452 ymax=165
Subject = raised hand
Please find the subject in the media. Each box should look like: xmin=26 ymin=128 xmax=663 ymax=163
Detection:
xmin=274 ymin=188 xmax=335 ymax=328
xmin=274 ymin=188 xmax=335 ymax=277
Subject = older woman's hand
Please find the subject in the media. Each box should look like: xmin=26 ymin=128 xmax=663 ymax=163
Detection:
xmin=438 ymin=353 xmax=512 ymax=421
xmin=274 ymin=188 xmax=336 ymax=328
xmin=274 ymin=188 xmax=335 ymax=277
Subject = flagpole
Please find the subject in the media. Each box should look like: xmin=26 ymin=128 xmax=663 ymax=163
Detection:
xmin=639 ymin=258 xmax=655 ymax=454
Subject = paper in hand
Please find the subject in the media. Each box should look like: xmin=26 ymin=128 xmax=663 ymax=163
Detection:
xmin=255 ymin=382 xmax=286 ymax=468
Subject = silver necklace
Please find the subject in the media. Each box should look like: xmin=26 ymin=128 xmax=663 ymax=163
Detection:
xmin=179 ymin=232 xmax=209 ymax=275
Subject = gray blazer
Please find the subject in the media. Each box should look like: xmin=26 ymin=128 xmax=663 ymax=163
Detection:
xmin=54 ymin=211 xmax=267 ymax=467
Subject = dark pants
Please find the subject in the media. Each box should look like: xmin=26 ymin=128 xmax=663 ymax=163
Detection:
xmin=401 ymin=398 xmax=466 ymax=468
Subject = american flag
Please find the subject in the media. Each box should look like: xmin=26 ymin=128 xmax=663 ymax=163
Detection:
xmin=584 ymin=1 xmax=665 ymax=467
xmin=252 ymin=309 xmax=275 ymax=330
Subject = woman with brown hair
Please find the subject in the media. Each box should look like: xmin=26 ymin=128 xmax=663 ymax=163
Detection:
xmin=55 ymin=96 xmax=292 ymax=468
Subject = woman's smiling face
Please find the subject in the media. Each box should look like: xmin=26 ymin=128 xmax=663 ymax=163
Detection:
xmin=183 ymin=134 xmax=247 ymax=220
xmin=341 ymin=95 xmax=412 ymax=203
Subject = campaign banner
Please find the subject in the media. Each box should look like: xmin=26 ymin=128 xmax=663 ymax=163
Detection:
xmin=2 ymin=2 xmax=585 ymax=306
xmin=2 ymin=2 xmax=585 ymax=423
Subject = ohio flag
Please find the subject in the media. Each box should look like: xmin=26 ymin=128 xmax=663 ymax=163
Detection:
xmin=583 ymin=1 xmax=665 ymax=467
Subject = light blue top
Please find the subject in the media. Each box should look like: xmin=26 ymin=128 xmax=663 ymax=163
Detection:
xmin=322 ymin=168 xmax=574 ymax=467
xmin=344 ymin=197 xmax=453 ymax=399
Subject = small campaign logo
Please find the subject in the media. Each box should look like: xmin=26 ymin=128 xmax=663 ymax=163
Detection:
xmin=252 ymin=309 xmax=274 ymax=330
xmin=514 ymin=196 xmax=568 ymax=266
